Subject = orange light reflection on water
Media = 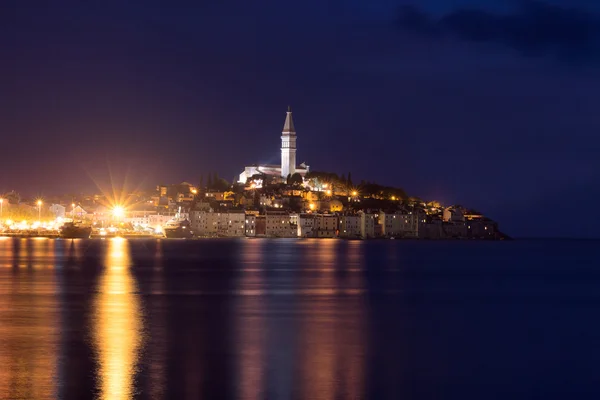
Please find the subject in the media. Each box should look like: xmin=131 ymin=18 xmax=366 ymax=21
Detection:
xmin=93 ymin=238 xmax=144 ymax=400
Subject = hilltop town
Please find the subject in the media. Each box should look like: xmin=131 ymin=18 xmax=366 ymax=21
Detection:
xmin=0 ymin=108 xmax=506 ymax=240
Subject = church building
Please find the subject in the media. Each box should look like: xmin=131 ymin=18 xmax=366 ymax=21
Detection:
xmin=238 ymin=107 xmax=310 ymax=183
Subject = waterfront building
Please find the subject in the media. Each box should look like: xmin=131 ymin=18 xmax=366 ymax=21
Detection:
xmin=466 ymin=218 xmax=497 ymax=239
xmin=220 ymin=210 xmax=246 ymax=237
xmin=339 ymin=215 xmax=361 ymax=238
xmin=289 ymin=213 xmax=299 ymax=226
xmin=265 ymin=210 xmax=295 ymax=237
xmin=255 ymin=215 xmax=266 ymax=236
xmin=245 ymin=214 xmax=257 ymax=237
xmin=297 ymin=214 xmax=316 ymax=237
xmin=379 ymin=211 xmax=419 ymax=238
xmin=418 ymin=217 xmax=443 ymax=239
xmin=442 ymin=221 xmax=467 ymax=238
xmin=315 ymin=214 xmax=338 ymax=238
xmin=359 ymin=211 xmax=376 ymax=239
xmin=190 ymin=209 xmax=246 ymax=237
xmin=190 ymin=210 xmax=219 ymax=236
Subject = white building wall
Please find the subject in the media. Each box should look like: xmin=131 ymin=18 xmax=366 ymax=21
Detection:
xmin=298 ymin=214 xmax=315 ymax=237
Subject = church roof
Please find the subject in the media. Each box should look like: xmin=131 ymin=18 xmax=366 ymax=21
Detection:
xmin=282 ymin=106 xmax=295 ymax=134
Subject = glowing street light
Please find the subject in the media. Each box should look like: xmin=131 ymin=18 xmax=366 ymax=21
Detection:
xmin=37 ymin=200 xmax=42 ymax=222
xmin=309 ymin=203 xmax=316 ymax=211
xmin=326 ymin=189 xmax=332 ymax=196
xmin=37 ymin=200 xmax=42 ymax=234
xmin=352 ymin=191 xmax=358 ymax=197
xmin=112 ymin=206 xmax=125 ymax=219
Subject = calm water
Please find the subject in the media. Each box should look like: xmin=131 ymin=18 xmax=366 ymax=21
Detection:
xmin=0 ymin=238 xmax=599 ymax=399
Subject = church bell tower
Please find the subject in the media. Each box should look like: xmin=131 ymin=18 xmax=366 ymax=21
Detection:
xmin=281 ymin=106 xmax=297 ymax=178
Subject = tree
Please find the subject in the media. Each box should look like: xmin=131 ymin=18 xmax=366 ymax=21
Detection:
xmin=347 ymin=172 xmax=353 ymax=187
xmin=214 ymin=177 xmax=230 ymax=192
xmin=340 ymin=173 xmax=346 ymax=185
xmin=207 ymin=173 xmax=213 ymax=190
xmin=289 ymin=172 xmax=303 ymax=186
xmin=199 ymin=174 xmax=204 ymax=190
xmin=213 ymin=172 xmax=219 ymax=189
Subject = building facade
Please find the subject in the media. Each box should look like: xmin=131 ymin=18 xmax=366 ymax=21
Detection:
xmin=339 ymin=215 xmax=361 ymax=238
xmin=297 ymin=214 xmax=315 ymax=237
xmin=265 ymin=211 xmax=295 ymax=237
xmin=379 ymin=211 xmax=419 ymax=238
xmin=315 ymin=214 xmax=338 ymax=238
xmin=359 ymin=211 xmax=376 ymax=239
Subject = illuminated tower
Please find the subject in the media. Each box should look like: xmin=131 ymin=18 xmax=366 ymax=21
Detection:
xmin=281 ymin=106 xmax=297 ymax=178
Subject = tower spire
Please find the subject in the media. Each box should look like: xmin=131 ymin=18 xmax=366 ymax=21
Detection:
xmin=281 ymin=106 xmax=297 ymax=178
xmin=283 ymin=106 xmax=295 ymax=133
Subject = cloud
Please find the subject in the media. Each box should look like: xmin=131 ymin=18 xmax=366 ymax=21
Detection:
xmin=395 ymin=1 xmax=600 ymax=61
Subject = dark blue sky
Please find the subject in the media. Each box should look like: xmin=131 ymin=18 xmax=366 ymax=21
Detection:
xmin=2 ymin=0 xmax=599 ymax=237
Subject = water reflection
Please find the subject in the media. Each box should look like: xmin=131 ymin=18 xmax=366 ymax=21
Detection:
xmin=296 ymin=242 xmax=366 ymax=399
xmin=0 ymin=238 xmax=60 ymax=399
xmin=92 ymin=238 xmax=144 ymax=400
xmin=236 ymin=240 xmax=267 ymax=399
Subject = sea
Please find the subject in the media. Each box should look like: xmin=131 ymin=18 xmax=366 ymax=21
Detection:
xmin=0 ymin=237 xmax=599 ymax=400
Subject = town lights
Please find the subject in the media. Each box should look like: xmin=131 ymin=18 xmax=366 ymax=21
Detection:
xmin=309 ymin=203 xmax=316 ymax=211
xmin=326 ymin=189 xmax=332 ymax=196
xmin=352 ymin=191 xmax=358 ymax=197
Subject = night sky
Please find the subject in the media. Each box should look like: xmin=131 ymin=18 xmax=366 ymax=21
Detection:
xmin=2 ymin=0 xmax=599 ymax=238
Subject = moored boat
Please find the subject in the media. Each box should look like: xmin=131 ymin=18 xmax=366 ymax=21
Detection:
xmin=60 ymin=222 xmax=92 ymax=239
xmin=163 ymin=219 xmax=194 ymax=239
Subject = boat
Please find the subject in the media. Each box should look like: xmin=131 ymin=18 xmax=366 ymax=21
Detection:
xmin=59 ymin=222 xmax=92 ymax=239
xmin=163 ymin=207 xmax=194 ymax=239
xmin=163 ymin=219 xmax=194 ymax=238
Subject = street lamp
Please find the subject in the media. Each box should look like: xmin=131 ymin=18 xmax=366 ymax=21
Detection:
xmin=37 ymin=200 xmax=42 ymax=235
xmin=37 ymin=200 xmax=42 ymax=222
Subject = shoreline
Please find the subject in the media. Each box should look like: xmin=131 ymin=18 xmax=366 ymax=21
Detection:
xmin=0 ymin=234 xmax=510 ymax=241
